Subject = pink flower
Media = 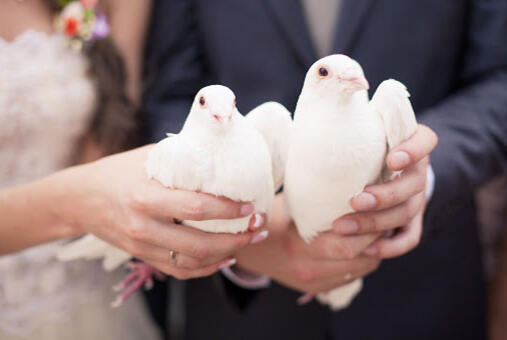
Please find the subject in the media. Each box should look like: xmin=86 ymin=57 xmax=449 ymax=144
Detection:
xmin=80 ymin=0 xmax=98 ymax=9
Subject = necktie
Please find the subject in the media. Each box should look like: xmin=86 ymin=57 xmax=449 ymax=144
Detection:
xmin=301 ymin=0 xmax=342 ymax=57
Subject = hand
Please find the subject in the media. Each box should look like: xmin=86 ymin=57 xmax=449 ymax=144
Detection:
xmin=55 ymin=145 xmax=268 ymax=280
xmin=333 ymin=124 xmax=438 ymax=258
xmin=235 ymin=195 xmax=380 ymax=294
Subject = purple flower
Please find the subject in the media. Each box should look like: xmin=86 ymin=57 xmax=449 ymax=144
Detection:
xmin=92 ymin=12 xmax=110 ymax=40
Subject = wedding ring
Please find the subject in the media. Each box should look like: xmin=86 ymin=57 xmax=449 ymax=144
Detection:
xmin=344 ymin=273 xmax=352 ymax=281
xmin=169 ymin=250 xmax=178 ymax=266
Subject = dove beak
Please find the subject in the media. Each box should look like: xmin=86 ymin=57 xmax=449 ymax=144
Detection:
xmin=344 ymin=76 xmax=369 ymax=91
xmin=212 ymin=113 xmax=232 ymax=123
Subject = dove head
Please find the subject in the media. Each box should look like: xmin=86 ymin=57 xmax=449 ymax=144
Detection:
xmin=304 ymin=54 xmax=369 ymax=100
xmin=187 ymin=85 xmax=238 ymax=133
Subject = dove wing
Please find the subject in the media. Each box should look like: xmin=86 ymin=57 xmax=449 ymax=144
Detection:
xmin=370 ymin=79 xmax=418 ymax=181
xmin=56 ymin=234 xmax=131 ymax=271
xmin=145 ymin=135 xmax=211 ymax=191
xmin=246 ymin=102 xmax=293 ymax=191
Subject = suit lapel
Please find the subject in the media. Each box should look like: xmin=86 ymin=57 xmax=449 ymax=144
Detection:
xmin=333 ymin=0 xmax=375 ymax=53
xmin=262 ymin=0 xmax=316 ymax=68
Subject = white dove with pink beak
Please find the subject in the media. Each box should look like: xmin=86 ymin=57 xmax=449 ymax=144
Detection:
xmin=285 ymin=54 xmax=418 ymax=310
xmin=57 ymin=85 xmax=276 ymax=307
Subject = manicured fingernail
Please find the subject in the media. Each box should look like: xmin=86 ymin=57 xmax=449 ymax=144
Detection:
xmin=250 ymin=230 xmax=269 ymax=244
xmin=390 ymin=151 xmax=410 ymax=169
xmin=352 ymin=192 xmax=377 ymax=211
xmin=335 ymin=218 xmax=359 ymax=234
xmin=253 ymin=213 xmax=265 ymax=229
xmin=219 ymin=258 xmax=237 ymax=269
xmin=240 ymin=203 xmax=255 ymax=216
xmin=363 ymin=245 xmax=378 ymax=256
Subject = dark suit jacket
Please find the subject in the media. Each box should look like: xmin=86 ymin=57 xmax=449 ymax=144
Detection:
xmin=143 ymin=1 xmax=507 ymax=339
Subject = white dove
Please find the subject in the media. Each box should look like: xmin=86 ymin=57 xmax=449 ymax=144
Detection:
xmin=57 ymin=85 xmax=276 ymax=306
xmin=145 ymin=85 xmax=275 ymax=232
xmin=284 ymin=54 xmax=418 ymax=310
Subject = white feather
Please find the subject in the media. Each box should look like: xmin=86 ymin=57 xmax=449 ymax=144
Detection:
xmin=56 ymin=234 xmax=130 ymax=271
xmin=316 ymin=278 xmax=363 ymax=311
xmin=246 ymin=102 xmax=293 ymax=191
xmin=370 ymin=79 xmax=418 ymax=181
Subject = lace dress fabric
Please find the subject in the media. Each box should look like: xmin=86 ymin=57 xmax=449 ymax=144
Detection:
xmin=0 ymin=31 xmax=161 ymax=340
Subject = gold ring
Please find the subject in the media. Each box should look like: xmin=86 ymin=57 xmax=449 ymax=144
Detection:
xmin=169 ymin=250 xmax=178 ymax=266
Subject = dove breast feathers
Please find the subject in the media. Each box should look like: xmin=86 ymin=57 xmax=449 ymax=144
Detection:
xmin=285 ymin=76 xmax=417 ymax=243
xmin=145 ymin=114 xmax=274 ymax=234
xmin=285 ymin=98 xmax=387 ymax=242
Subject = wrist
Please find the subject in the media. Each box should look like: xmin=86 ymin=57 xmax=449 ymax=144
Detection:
xmin=0 ymin=172 xmax=81 ymax=254
xmin=44 ymin=165 xmax=93 ymax=238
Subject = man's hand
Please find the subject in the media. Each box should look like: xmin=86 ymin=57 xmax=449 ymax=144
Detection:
xmin=235 ymin=196 xmax=380 ymax=294
xmin=333 ymin=124 xmax=438 ymax=258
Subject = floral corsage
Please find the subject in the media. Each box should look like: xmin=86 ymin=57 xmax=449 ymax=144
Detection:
xmin=54 ymin=0 xmax=110 ymax=50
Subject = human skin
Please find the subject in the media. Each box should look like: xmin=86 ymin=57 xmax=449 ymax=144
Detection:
xmin=0 ymin=146 xmax=268 ymax=279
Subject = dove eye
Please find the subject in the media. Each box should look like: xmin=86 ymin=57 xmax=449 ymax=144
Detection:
xmin=199 ymin=96 xmax=206 ymax=106
xmin=318 ymin=67 xmax=329 ymax=77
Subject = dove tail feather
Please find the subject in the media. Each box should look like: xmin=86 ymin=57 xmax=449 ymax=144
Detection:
xmin=316 ymin=279 xmax=363 ymax=311
xmin=56 ymin=234 xmax=131 ymax=272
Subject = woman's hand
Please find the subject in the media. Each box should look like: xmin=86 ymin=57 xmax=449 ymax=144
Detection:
xmin=55 ymin=145 xmax=268 ymax=279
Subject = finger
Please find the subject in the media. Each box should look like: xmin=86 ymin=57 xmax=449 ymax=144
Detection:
xmin=324 ymin=257 xmax=379 ymax=284
xmin=176 ymin=255 xmax=237 ymax=270
xmin=128 ymin=220 xmax=267 ymax=261
xmin=130 ymin=240 xmax=236 ymax=270
xmin=311 ymin=231 xmax=381 ymax=260
xmin=293 ymin=254 xmax=380 ymax=284
xmin=143 ymin=257 xmax=234 ymax=281
xmin=363 ymin=213 xmax=423 ymax=259
xmin=133 ymin=184 xmax=255 ymax=221
xmin=301 ymin=257 xmax=380 ymax=294
xmin=386 ymin=124 xmax=437 ymax=171
xmin=335 ymin=192 xmax=425 ymax=235
xmin=350 ymin=158 xmax=427 ymax=212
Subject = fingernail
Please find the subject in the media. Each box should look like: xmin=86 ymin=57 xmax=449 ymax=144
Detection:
xmin=240 ymin=203 xmax=255 ymax=216
xmin=363 ymin=245 xmax=378 ymax=256
xmin=390 ymin=151 xmax=410 ymax=169
xmin=219 ymin=258 xmax=237 ymax=269
xmin=253 ymin=213 xmax=265 ymax=229
xmin=250 ymin=230 xmax=269 ymax=244
xmin=352 ymin=192 xmax=377 ymax=211
xmin=334 ymin=218 xmax=359 ymax=235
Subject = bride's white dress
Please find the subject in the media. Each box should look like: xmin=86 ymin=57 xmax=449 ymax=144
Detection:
xmin=0 ymin=30 xmax=162 ymax=340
